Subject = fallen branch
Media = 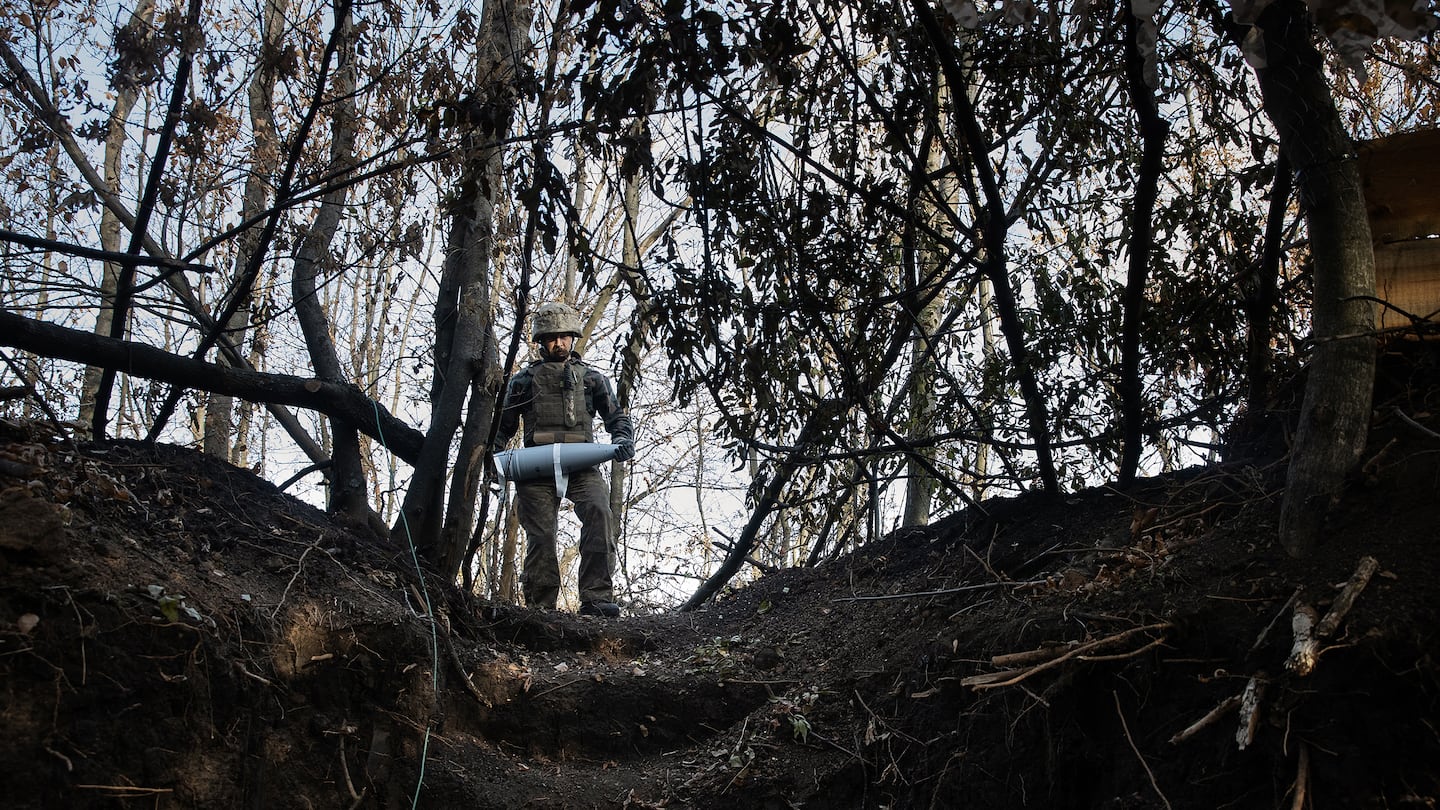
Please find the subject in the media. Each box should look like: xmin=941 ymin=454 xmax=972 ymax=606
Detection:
xmin=833 ymin=579 xmax=1047 ymax=603
xmin=1250 ymin=588 xmax=1302 ymax=657
xmin=75 ymin=785 xmax=174 ymax=796
xmin=962 ymin=623 xmax=1172 ymax=690
xmin=1316 ymin=555 xmax=1379 ymax=639
xmin=1169 ymin=695 xmax=1243 ymax=745
xmin=234 ymin=660 xmax=275 ymax=687
xmin=992 ymin=643 xmax=1076 ymax=669
xmin=1236 ymin=675 xmax=1265 ymax=750
xmin=1284 ymin=603 xmax=1321 ymax=676
xmin=1286 ymin=555 xmax=1380 ymax=676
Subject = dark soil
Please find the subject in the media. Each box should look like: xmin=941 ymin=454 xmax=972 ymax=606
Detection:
xmin=2 ymin=412 xmax=1439 ymax=809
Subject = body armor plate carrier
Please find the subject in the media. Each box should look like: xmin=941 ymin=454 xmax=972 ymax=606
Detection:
xmin=528 ymin=360 xmax=593 ymax=445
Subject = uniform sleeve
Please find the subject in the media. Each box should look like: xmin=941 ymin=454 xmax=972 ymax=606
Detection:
xmin=587 ymin=369 xmax=633 ymax=445
xmin=492 ymin=371 xmax=530 ymax=452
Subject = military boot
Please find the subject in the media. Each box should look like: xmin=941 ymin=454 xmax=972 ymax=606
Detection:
xmin=579 ymin=600 xmax=620 ymax=618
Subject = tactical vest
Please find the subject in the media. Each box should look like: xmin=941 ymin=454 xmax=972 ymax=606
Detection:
xmin=527 ymin=360 xmax=594 ymax=445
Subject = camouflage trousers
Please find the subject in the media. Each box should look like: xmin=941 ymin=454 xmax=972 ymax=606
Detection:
xmin=515 ymin=467 xmax=615 ymax=609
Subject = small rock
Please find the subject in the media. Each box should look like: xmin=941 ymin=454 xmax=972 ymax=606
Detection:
xmin=753 ymin=647 xmax=783 ymax=671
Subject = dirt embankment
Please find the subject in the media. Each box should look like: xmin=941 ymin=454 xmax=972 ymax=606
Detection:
xmin=2 ymin=418 xmax=1438 ymax=808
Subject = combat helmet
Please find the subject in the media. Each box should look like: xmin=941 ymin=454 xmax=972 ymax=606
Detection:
xmin=531 ymin=301 xmax=583 ymax=341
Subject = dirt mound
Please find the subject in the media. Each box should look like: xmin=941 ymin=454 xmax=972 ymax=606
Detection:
xmin=2 ymin=418 xmax=1438 ymax=808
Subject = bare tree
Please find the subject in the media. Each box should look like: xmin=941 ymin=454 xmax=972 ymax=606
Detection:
xmin=394 ymin=0 xmax=534 ymax=573
xmin=1228 ymin=0 xmax=1377 ymax=556
xmin=202 ymin=0 xmax=288 ymax=462
xmin=80 ymin=0 xmax=157 ymax=438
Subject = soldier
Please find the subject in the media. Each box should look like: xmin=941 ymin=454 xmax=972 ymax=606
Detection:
xmin=492 ymin=302 xmax=635 ymax=617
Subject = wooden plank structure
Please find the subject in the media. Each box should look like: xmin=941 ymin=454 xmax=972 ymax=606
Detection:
xmin=1358 ymin=128 xmax=1440 ymax=332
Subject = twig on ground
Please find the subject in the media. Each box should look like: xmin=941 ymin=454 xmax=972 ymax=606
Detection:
xmin=406 ymin=583 xmax=431 ymax=618
xmin=1080 ymin=636 xmax=1169 ymax=663
xmin=1143 ymin=502 xmax=1224 ymax=539
xmin=1115 ymin=691 xmax=1172 ymax=810
xmin=1316 ymin=556 xmax=1379 ymax=638
xmin=962 ymin=623 xmax=1172 ymax=690
xmin=234 ymin=660 xmax=275 ymax=687
xmin=963 ymin=539 xmax=1005 ymax=583
xmin=1285 ymin=603 xmax=1321 ymax=675
xmin=529 ymin=678 xmax=587 ymax=699
xmin=833 ymin=580 xmax=1047 ymax=603
xmin=1287 ymin=556 xmax=1380 ymax=676
xmin=1251 ymin=588 xmax=1302 ymax=657
xmin=808 ymin=729 xmax=873 ymax=768
xmin=75 ymin=785 xmax=174 ymax=796
xmin=719 ymin=717 xmax=752 ymax=795
xmin=853 ymin=689 xmax=925 ymax=747
xmin=1170 ymin=695 xmax=1243 ymax=745
xmin=1017 ymin=682 xmax=1050 ymax=708
xmin=1236 ymin=675 xmax=1266 ymax=750
xmin=43 ymin=744 xmax=74 ymax=771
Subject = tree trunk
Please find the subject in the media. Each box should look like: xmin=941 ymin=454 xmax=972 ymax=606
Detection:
xmin=1117 ymin=9 xmax=1170 ymax=486
xmin=497 ymin=497 xmax=521 ymax=602
xmin=1245 ymin=0 xmax=1376 ymax=557
xmin=607 ymin=163 xmax=649 ymax=587
xmin=903 ymin=81 xmax=953 ymax=528
xmin=683 ymin=409 xmax=827 ymax=610
xmin=911 ymin=0 xmax=1059 ymax=494
xmin=903 ymin=284 xmax=941 ymax=527
xmin=395 ymin=0 xmax=532 ymax=570
xmin=1246 ymin=153 xmax=1291 ymax=414
xmin=291 ymin=1 xmax=378 ymax=529
xmin=90 ymin=0 xmax=200 ymax=441
xmin=0 ymin=310 xmax=425 ymax=460
xmin=439 ymin=368 xmax=500 ymax=578
xmin=205 ymin=0 xmax=287 ymax=461
xmin=81 ymin=0 xmax=156 ymax=438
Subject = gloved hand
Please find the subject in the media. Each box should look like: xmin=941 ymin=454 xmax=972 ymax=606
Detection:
xmin=614 ymin=439 xmax=635 ymax=462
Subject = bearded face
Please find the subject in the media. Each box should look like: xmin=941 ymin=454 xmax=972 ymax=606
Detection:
xmin=540 ymin=334 xmax=574 ymax=361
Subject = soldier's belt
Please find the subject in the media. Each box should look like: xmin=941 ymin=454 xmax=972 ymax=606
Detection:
xmin=531 ymin=431 xmax=591 ymax=444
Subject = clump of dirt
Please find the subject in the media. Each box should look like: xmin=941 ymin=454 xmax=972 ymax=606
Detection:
xmin=1 ymin=414 xmax=1438 ymax=809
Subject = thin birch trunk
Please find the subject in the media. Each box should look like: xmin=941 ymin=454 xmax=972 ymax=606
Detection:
xmin=81 ymin=0 xmax=156 ymax=437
